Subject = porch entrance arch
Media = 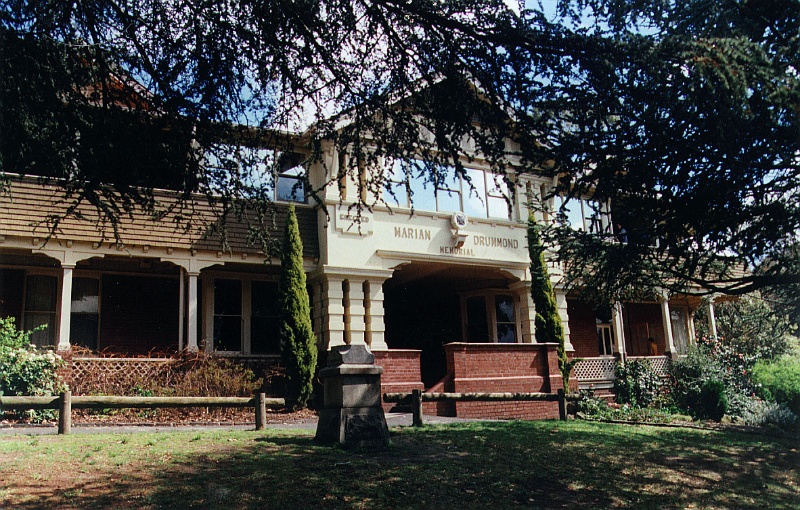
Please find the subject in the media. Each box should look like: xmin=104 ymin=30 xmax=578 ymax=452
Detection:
xmin=383 ymin=261 xmax=525 ymax=388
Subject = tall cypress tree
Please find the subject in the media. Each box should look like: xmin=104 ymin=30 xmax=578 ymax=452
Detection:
xmin=528 ymin=212 xmax=571 ymax=389
xmin=279 ymin=204 xmax=317 ymax=409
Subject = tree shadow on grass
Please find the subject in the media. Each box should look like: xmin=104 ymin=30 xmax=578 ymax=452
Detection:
xmin=5 ymin=422 xmax=799 ymax=509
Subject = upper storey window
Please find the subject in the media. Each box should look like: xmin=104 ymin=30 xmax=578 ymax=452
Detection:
xmin=384 ymin=160 xmax=513 ymax=220
xmin=205 ymin=146 xmax=307 ymax=204
xmin=556 ymin=196 xmax=611 ymax=235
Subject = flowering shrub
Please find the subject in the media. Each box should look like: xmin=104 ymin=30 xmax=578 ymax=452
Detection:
xmin=669 ymin=336 xmax=758 ymax=419
xmin=0 ymin=317 xmax=65 ymax=398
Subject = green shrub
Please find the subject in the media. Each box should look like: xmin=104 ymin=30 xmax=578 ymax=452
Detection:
xmin=0 ymin=317 xmax=65 ymax=421
xmin=0 ymin=317 xmax=64 ymax=397
xmin=669 ymin=337 xmax=758 ymax=419
xmin=573 ymin=390 xmax=611 ymax=417
xmin=697 ymin=379 xmax=728 ymax=422
xmin=613 ymin=359 xmax=662 ymax=408
xmin=752 ymin=356 xmax=800 ymax=416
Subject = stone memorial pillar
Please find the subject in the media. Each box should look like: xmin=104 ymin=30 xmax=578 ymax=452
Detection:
xmin=315 ymin=344 xmax=390 ymax=448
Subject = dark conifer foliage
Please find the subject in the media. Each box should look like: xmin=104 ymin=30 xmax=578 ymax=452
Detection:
xmin=528 ymin=213 xmax=570 ymax=388
xmin=1 ymin=0 xmax=797 ymax=298
xmin=278 ymin=204 xmax=316 ymax=409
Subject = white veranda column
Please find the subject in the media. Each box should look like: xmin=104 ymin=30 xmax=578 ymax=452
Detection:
xmin=347 ymin=279 xmax=367 ymax=345
xmin=57 ymin=264 xmax=75 ymax=351
xmin=707 ymin=300 xmax=718 ymax=340
xmin=687 ymin=309 xmax=697 ymax=346
xmin=611 ymin=301 xmax=626 ymax=361
xmin=363 ymin=277 xmax=389 ymax=350
xmin=186 ymin=271 xmax=200 ymax=352
xmin=659 ymin=296 xmax=677 ymax=357
xmin=178 ymin=269 xmax=185 ymax=351
xmin=322 ymin=275 xmax=347 ymax=349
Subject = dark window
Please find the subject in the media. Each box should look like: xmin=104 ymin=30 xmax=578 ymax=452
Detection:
xmin=214 ymin=279 xmax=242 ymax=351
xmin=70 ymin=277 xmax=100 ymax=350
xmin=250 ymin=281 xmax=280 ymax=354
xmin=465 ymin=296 xmax=490 ymax=343
xmin=0 ymin=268 xmax=24 ymax=323
xmin=495 ymin=295 xmax=517 ymax=343
xmin=24 ymin=274 xmax=58 ymax=347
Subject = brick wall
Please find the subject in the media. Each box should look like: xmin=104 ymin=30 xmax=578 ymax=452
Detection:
xmin=445 ymin=343 xmax=562 ymax=420
xmin=374 ymin=349 xmax=424 ymax=412
xmin=567 ymin=299 xmax=600 ymax=358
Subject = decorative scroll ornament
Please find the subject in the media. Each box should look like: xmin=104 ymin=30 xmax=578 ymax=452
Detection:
xmin=451 ymin=212 xmax=469 ymax=248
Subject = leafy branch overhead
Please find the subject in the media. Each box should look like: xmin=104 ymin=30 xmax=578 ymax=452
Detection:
xmin=1 ymin=0 xmax=798 ymax=299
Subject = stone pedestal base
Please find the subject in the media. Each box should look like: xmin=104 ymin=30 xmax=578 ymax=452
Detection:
xmin=315 ymin=345 xmax=390 ymax=448
xmin=316 ymin=407 xmax=390 ymax=448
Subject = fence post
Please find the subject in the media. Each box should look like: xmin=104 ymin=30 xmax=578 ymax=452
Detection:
xmin=411 ymin=389 xmax=423 ymax=427
xmin=255 ymin=392 xmax=267 ymax=430
xmin=557 ymin=388 xmax=567 ymax=421
xmin=58 ymin=390 xmax=72 ymax=435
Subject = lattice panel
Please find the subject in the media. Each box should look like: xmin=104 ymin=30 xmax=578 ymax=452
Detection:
xmin=69 ymin=357 xmax=176 ymax=394
xmin=573 ymin=357 xmax=617 ymax=381
xmin=628 ymin=356 xmax=670 ymax=376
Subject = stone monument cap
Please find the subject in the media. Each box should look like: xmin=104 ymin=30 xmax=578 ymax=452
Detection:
xmin=328 ymin=344 xmax=375 ymax=366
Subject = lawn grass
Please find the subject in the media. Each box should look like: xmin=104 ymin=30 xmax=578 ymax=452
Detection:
xmin=0 ymin=420 xmax=798 ymax=509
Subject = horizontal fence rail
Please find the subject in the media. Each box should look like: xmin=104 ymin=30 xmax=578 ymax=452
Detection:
xmin=384 ymin=392 xmax=562 ymax=403
xmin=384 ymin=389 xmax=579 ymax=426
xmin=0 ymin=392 xmax=285 ymax=434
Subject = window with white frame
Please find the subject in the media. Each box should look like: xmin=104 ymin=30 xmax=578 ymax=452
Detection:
xmin=384 ymin=160 xmax=513 ymax=220
xmin=205 ymin=145 xmax=307 ymax=204
xmin=210 ymin=277 xmax=282 ymax=355
xmin=556 ymin=196 xmax=611 ymax=234
xmin=597 ymin=323 xmax=613 ymax=356
xmin=462 ymin=291 xmax=518 ymax=343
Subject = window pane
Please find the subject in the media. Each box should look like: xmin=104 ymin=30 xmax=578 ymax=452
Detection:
xmin=71 ymin=314 xmax=99 ymax=350
xmin=71 ymin=278 xmax=99 ymax=313
xmin=24 ymin=312 xmax=55 ymax=348
xmin=251 ymin=281 xmax=278 ymax=317
xmin=496 ymin=323 xmax=516 ymax=343
xmin=487 ymin=173 xmax=509 ymax=197
xmin=436 ymin=187 xmax=461 ymax=213
xmin=597 ymin=326 xmax=613 ymax=355
xmin=251 ymin=281 xmax=280 ymax=354
xmin=214 ymin=316 xmax=242 ymax=351
xmin=251 ymin=316 xmax=280 ymax=354
xmin=383 ymin=181 xmax=409 ymax=208
xmin=214 ymin=279 xmax=242 ymax=316
xmin=487 ymin=196 xmax=511 ymax=219
xmin=408 ymin=164 xmax=436 ymax=212
xmin=495 ymin=295 xmax=516 ymax=323
xmin=466 ymin=296 xmax=489 ymax=343
xmin=276 ymin=174 xmax=305 ymax=202
xmin=462 ymin=169 xmax=487 ymax=217
xmin=25 ymin=275 xmax=57 ymax=312
xmin=0 ymin=268 xmax=24 ymax=322
xmin=560 ymin=197 xmax=586 ymax=231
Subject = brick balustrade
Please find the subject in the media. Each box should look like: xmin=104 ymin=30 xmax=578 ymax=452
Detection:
xmin=444 ymin=342 xmax=563 ymax=420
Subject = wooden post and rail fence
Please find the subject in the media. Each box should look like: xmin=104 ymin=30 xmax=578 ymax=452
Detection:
xmin=0 ymin=391 xmax=285 ymax=434
xmin=383 ymin=389 xmax=577 ymax=426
